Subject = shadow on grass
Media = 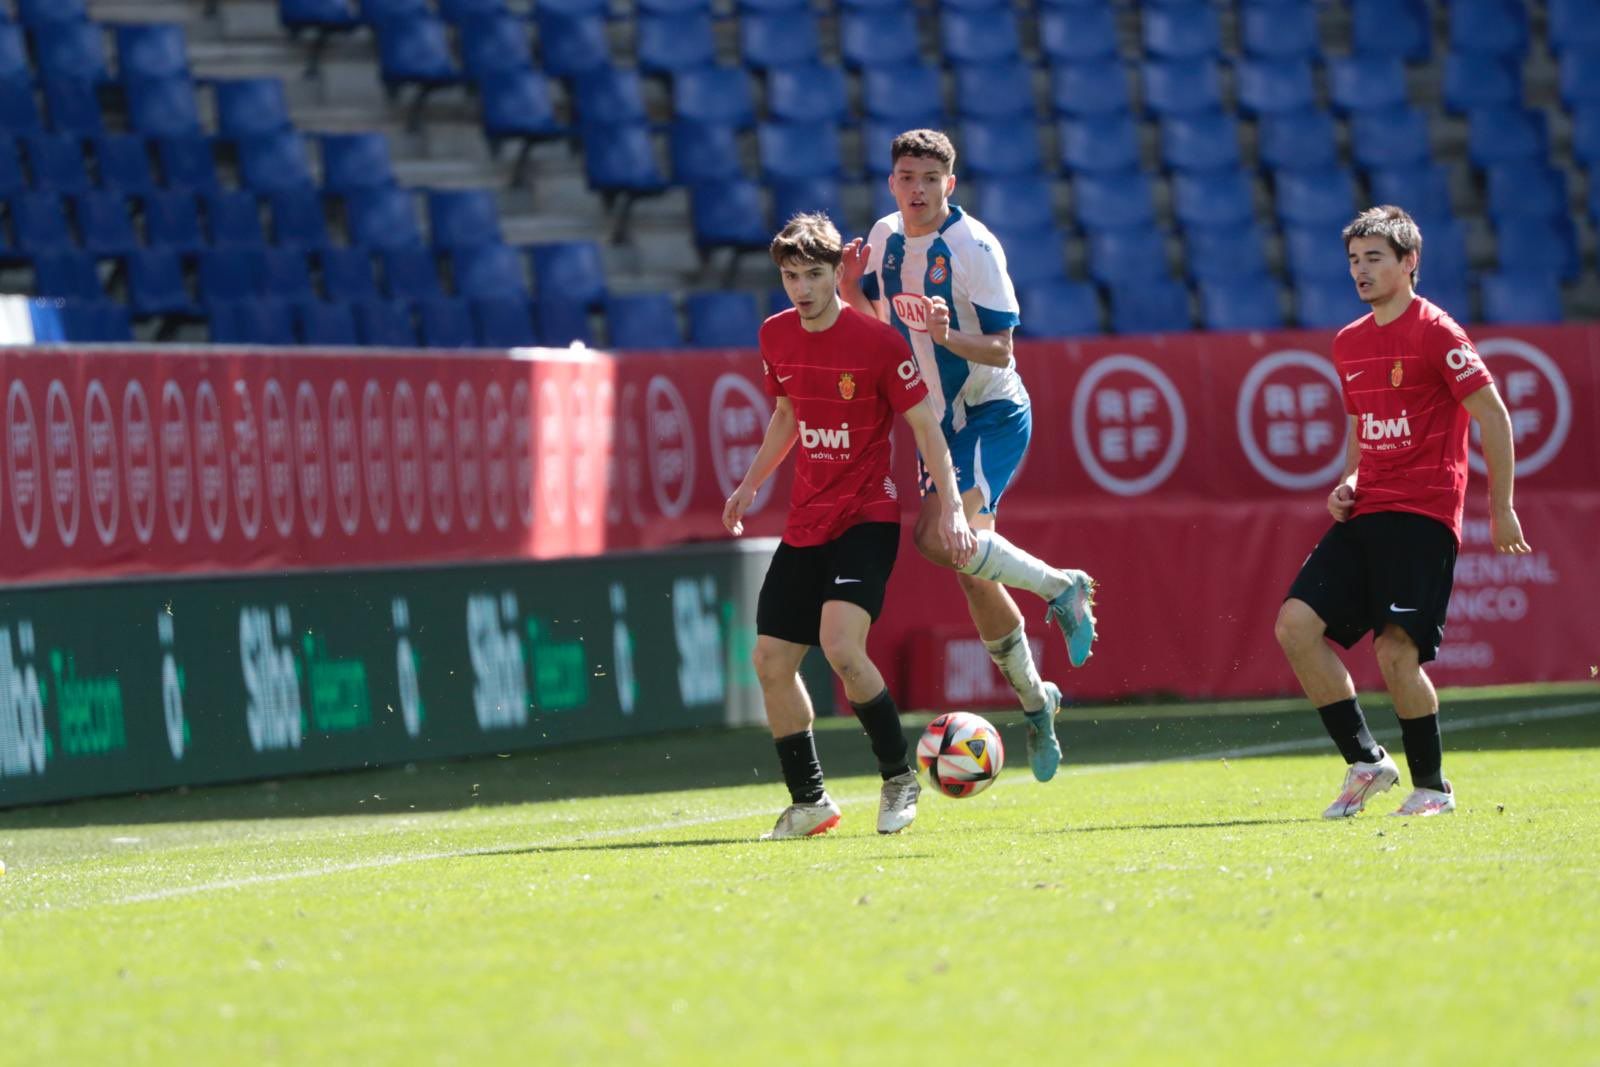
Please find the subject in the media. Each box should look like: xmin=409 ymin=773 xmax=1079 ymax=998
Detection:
xmin=8 ymin=692 xmax=1596 ymax=829
xmin=1046 ymin=817 xmax=1318 ymax=836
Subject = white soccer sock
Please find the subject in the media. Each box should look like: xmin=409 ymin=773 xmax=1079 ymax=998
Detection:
xmin=958 ymin=530 xmax=1070 ymax=601
xmin=983 ymin=624 xmax=1048 ymax=713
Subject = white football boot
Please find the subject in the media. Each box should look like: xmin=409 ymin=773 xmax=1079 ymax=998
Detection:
xmin=761 ymin=794 xmax=842 ymax=840
xmin=1392 ymin=780 xmax=1456 ymax=817
xmin=877 ymin=770 xmax=921 ymax=834
xmin=1321 ymin=747 xmax=1401 ymax=818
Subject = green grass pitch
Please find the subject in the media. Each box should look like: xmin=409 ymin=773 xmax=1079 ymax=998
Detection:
xmin=3 ymin=684 xmax=1598 ymax=1066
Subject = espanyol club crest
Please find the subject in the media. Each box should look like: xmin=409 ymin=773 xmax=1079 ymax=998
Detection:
xmin=1390 ymin=360 xmax=1404 ymax=387
xmin=929 ymin=255 xmax=948 ymax=284
xmin=838 ymin=372 xmax=856 ymax=400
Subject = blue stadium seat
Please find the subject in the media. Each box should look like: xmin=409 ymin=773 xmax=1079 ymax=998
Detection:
xmin=1160 ymin=111 xmax=1241 ymax=172
xmin=210 ymin=299 xmax=298 ymax=345
xmin=1039 ymin=5 xmax=1118 ymax=63
xmin=11 ymin=191 xmax=74 ymax=254
xmin=863 ymin=118 xmax=923 ymax=177
xmin=638 ymin=12 xmax=716 ymax=74
xmin=534 ymin=11 xmax=610 ymax=77
xmin=1199 ymin=275 xmax=1285 ymax=330
xmin=1171 ymin=170 xmax=1254 ymax=228
xmin=1142 ymin=4 xmax=1221 ymax=59
xmin=758 ymin=122 xmax=843 ymax=181
xmin=0 ymin=29 xmax=26 ymax=87
xmin=1467 ymin=107 xmax=1548 ymax=167
xmin=124 ymin=248 xmax=198 ymax=317
xmin=35 ymin=22 xmax=112 ymax=86
xmin=1350 ymin=0 xmax=1430 ymax=61
xmin=1234 ymin=57 xmax=1316 ymax=117
xmin=861 ymin=63 xmax=946 ymax=123
xmin=155 ymin=135 xmax=219 ymax=192
xmin=73 ymin=191 xmax=140 ymax=256
xmin=767 ymin=286 xmax=791 ymax=318
xmin=1558 ymin=48 xmax=1600 ymax=109
xmin=261 ymin=247 xmax=316 ymax=302
xmin=296 ymin=299 xmax=361 ymax=345
xmin=1109 ymin=279 xmax=1191 ymax=334
xmin=1485 ymin=161 xmax=1568 ymax=222
xmin=381 ymin=245 xmax=442 ymax=299
xmin=640 ymin=0 xmax=713 ymax=12
xmin=24 ymin=133 xmax=92 ymax=194
xmin=1015 ymin=279 xmax=1101 ymax=338
xmin=1258 ymin=109 xmax=1338 ymax=172
xmin=18 ymin=0 xmax=91 ymax=27
xmin=960 ymin=118 xmax=1043 ymax=178
xmin=1479 ymin=272 xmax=1563 ymax=323
xmin=94 ymin=134 xmax=158 ymax=196
xmin=42 ymin=78 xmax=104 ymax=136
xmin=1183 ymin=224 xmax=1271 ymax=282
xmin=1239 ymin=1 xmax=1319 ymax=60
xmin=670 ymin=120 xmax=746 ymax=184
xmin=354 ymin=298 xmax=420 ymax=347
xmin=771 ymin=177 xmax=847 ymax=230
xmin=1283 ymin=224 xmax=1352 ymax=285
xmin=347 ymin=187 xmax=424 ymax=250
xmin=1411 ymin=214 xmax=1470 ymax=289
xmin=427 ymin=188 xmax=502 ymax=250
xmin=1496 ymin=217 xmax=1579 ymax=280
xmin=973 ymin=176 xmax=1056 ymax=230
xmin=582 ymin=122 xmax=669 ymax=195
xmin=606 ymin=292 xmax=682 ymax=349
xmin=1326 ymin=55 xmax=1408 ymax=115
xmin=0 ymin=73 xmax=44 ymax=135
xmin=989 ymin=226 xmax=1067 ymax=287
xmin=1420 ymin=277 xmax=1473 ymax=324
xmin=142 ymin=190 xmax=206 ymax=252
xmin=690 ymin=179 xmax=769 ymax=250
xmin=360 ymin=0 xmax=431 ymax=24
xmin=530 ymin=240 xmax=607 ymax=307
xmin=953 ymin=64 xmax=1036 ymax=121
xmin=439 ymin=0 xmax=511 ymax=22
xmin=237 ymin=131 xmax=315 ymax=193
xmin=117 ymin=24 xmax=190 ymax=82
xmin=1273 ymin=168 xmax=1357 ymax=227
xmin=1442 ymin=51 xmax=1523 ymax=114
xmin=743 ymin=12 xmax=823 ymax=70
xmin=685 ymin=290 xmax=761 ymax=347
xmin=206 ymin=191 xmax=267 ymax=247
xmin=458 ymin=13 xmax=532 ymax=82
xmin=1058 ymin=113 xmax=1139 ymax=173
xmin=1575 ymin=106 xmax=1600 ymax=165
xmin=268 ymin=189 xmax=330 ymax=249
xmin=1141 ymin=58 xmax=1223 ymax=116
xmin=321 ymin=133 xmax=396 ymax=194
xmin=471 ymin=295 xmax=537 ymax=347
xmin=1590 ymin=163 xmax=1600 ymax=225
xmin=215 ymin=79 xmax=292 ymax=139
xmin=1348 ymin=108 xmax=1433 ymax=170
xmin=1047 ymin=59 xmax=1132 ymax=117
xmin=769 ymin=64 xmax=849 ymax=124
xmin=537 ymin=298 xmax=595 ymax=347
xmin=1549 ymin=0 xmax=1600 ymax=53
xmin=1449 ymin=0 xmax=1529 ymax=58
xmin=1366 ymin=164 xmax=1453 ymax=218
xmin=0 ymin=139 xmax=23 ymax=198
xmin=1073 ymin=171 xmax=1156 ymax=231
xmin=32 ymin=250 xmax=105 ymax=300
xmin=841 ymin=12 xmax=922 ymax=70
xmin=416 ymin=296 xmax=474 ymax=347
xmin=374 ymin=14 xmax=462 ymax=89
xmin=1295 ymin=278 xmax=1366 ymax=329
xmin=317 ymin=246 xmax=380 ymax=300
xmin=942 ymin=9 xmax=1021 ymax=65
xmin=59 ymin=300 xmax=133 ymax=342
xmin=575 ymin=69 xmax=649 ymax=128
xmin=479 ymin=69 xmax=564 ymax=153
xmin=126 ymin=76 xmax=202 ymax=137
xmin=1088 ymin=226 xmax=1172 ymax=286
xmin=452 ymin=243 xmax=527 ymax=299
xmin=673 ymin=66 xmax=757 ymax=128
xmin=281 ymin=0 xmax=362 ymax=33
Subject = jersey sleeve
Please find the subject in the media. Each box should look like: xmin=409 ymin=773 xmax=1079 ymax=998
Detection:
xmin=1426 ymin=316 xmax=1494 ymax=401
xmin=759 ymin=325 xmax=786 ymax=399
xmin=860 ymin=218 xmax=890 ymax=303
xmin=1334 ymin=332 xmax=1358 ymax=415
xmin=880 ymin=326 xmax=928 ymax=413
xmin=960 ymin=229 xmax=1021 ymax=333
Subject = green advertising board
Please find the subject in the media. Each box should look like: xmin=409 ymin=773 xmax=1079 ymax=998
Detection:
xmin=0 ymin=538 xmax=825 ymax=808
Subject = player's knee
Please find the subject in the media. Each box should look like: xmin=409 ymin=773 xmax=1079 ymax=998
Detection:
xmin=912 ymin=518 xmax=947 ymax=564
xmin=818 ymin=631 xmax=867 ymax=679
xmin=1274 ymin=600 xmax=1322 ymax=653
xmin=750 ymin=642 xmax=791 ymax=688
xmin=1373 ymin=628 xmax=1419 ymax=679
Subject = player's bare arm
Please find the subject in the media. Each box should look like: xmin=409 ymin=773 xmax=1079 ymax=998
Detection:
xmin=723 ymin=397 xmax=798 ymax=536
xmin=1329 ymin=414 xmax=1361 ymax=522
xmin=926 ymin=297 xmax=1011 ymax=367
xmin=901 ymin=396 xmax=977 ymax=567
xmin=836 ymin=237 xmax=877 ymax=318
xmin=1460 ymin=384 xmax=1531 ymax=554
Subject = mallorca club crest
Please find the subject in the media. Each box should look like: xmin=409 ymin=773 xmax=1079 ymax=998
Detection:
xmin=838 ymin=372 xmax=856 ymax=400
xmin=1390 ymin=360 xmax=1404 ymax=387
xmin=928 ymin=255 xmax=948 ymax=285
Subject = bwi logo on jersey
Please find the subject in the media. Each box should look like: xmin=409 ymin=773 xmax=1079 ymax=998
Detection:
xmin=798 ymin=420 xmax=850 ymax=452
xmin=838 ymin=372 xmax=856 ymax=400
xmin=1361 ymin=409 xmax=1412 ymax=443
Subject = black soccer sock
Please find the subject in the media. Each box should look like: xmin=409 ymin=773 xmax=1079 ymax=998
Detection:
xmin=1397 ymin=713 xmax=1444 ymax=790
xmin=851 ymin=687 xmax=911 ymax=780
xmin=774 ymin=730 xmax=826 ymax=805
xmin=1317 ymin=698 xmax=1383 ymax=765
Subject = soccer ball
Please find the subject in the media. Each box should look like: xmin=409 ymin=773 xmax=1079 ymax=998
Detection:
xmin=916 ymin=712 xmax=1005 ymax=798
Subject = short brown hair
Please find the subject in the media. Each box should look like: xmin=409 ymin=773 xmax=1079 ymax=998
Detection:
xmin=1343 ymin=205 xmax=1423 ymax=285
xmin=890 ymin=128 xmax=956 ymax=172
xmin=769 ymin=212 xmax=843 ymax=267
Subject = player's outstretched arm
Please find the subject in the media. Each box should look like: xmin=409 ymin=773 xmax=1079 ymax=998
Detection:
xmin=1328 ymin=414 xmax=1361 ymax=522
xmin=926 ymin=297 xmax=1012 ymax=367
xmin=1461 ymin=384 xmax=1532 ymax=554
xmin=901 ymin=397 xmax=977 ymax=567
xmin=837 ymin=237 xmax=878 ymax=318
xmin=724 ymin=398 xmax=799 ymax=536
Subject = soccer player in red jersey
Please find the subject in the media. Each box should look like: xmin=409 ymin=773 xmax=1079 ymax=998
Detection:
xmin=1275 ymin=206 xmax=1532 ymax=819
xmin=723 ymin=213 xmax=977 ymax=840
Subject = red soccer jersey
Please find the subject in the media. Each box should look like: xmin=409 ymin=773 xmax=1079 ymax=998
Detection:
xmin=1334 ymin=295 xmax=1494 ymax=540
xmin=760 ymin=304 xmax=929 ymax=546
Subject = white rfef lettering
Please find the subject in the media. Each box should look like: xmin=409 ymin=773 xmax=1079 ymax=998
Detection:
xmin=1361 ymin=409 xmax=1411 ymax=441
xmin=467 ymin=592 xmax=528 ymax=730
xmin=798 ymin=420 xmax=851 ymax=450
xmin=240 ymin=605 xmax=303 ymax=752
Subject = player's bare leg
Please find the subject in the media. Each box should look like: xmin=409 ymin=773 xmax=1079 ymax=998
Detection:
xmin=753 ymin=635 xmax=840 ymax=839
xmin=1374 ymin=624 xmax=1454 ymax=815
xmin=1275 ymin=599 xmax=1399 ymax=817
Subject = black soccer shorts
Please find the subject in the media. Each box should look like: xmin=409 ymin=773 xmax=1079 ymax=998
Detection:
xmin=755 ymin=522 xmax=901 ymax=647
xmin=1287 ymin=510 xmax=1459 ymax=664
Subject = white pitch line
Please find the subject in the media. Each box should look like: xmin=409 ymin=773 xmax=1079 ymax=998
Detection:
xmin=103 ymin=699 xmax=1600 ymax=907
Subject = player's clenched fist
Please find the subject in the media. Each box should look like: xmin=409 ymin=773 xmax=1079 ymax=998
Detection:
xmin=1327 ymin=482 xmax=1355 ymax=522
xmin=927 ymin=296 xmax=951 ymax=345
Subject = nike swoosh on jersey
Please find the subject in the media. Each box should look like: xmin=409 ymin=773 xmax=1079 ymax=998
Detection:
xmin=777 ymin=374 xmax=793 ymax=383
xmin=1345 ymin=371 xmax=1364 ymax=381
